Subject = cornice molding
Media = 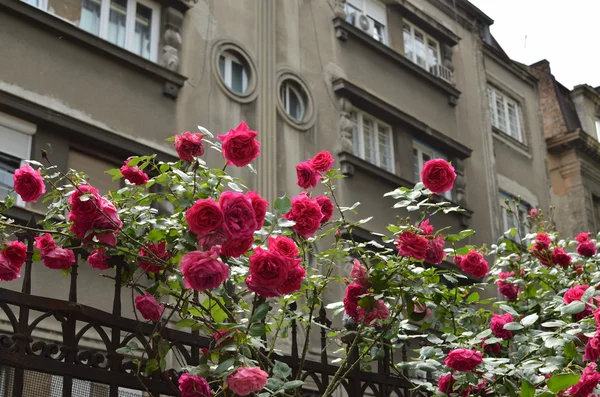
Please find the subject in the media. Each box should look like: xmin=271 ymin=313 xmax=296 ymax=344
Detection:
xmin=546 ymin=129 xmax=600 ymax=163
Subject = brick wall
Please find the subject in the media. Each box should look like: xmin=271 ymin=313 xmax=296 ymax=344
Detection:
xmin=530 ymin=60 xmax=568 ymax=138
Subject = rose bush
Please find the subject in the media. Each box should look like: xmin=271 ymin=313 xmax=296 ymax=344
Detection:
xmin=1 ymin=122 xmax=600 ymax=397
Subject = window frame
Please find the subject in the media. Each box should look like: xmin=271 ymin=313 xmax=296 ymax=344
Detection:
xmin=350 ymin=109 xmax=395 ymax=174
xmin=344 ymin=0 xmax=388 ymax=45
xmin=488 ymin=86 xmax=523 ymax=143
xmin=280 ymin=81 xmax=306 ymax=122
xmin=595 ymin=118 xmax=600 ymax=142
xmin=412 ymin=140 xmax=452 ymax=201
xmin=219 ymin=51 xmax=249 ymax=95
xmin=499 ymin=192 xmax=529 ymax=238
xmin=402 ymin=20 xmax=440 ymax=72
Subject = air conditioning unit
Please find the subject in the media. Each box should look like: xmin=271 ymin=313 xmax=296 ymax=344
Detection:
xmin=354 ymin=12 xmax=374 ymax=36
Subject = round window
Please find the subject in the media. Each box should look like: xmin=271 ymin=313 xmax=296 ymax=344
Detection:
xmin=276 ymin=70 xmax=315 ymax=130
xmin=280 ymin=81 xmax=307 ymax=122
xmin=212 ymin=40 xmax=258 ymax=103
xmin=219 ymin=51 xmax=249 ymax=95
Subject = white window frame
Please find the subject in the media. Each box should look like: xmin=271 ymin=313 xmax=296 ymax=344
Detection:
xmin=402 ymin=20 xmax=440 ymax=72
xmin=345 ymin=0 xmax=388 ymax=44
xmin=413 ymin=140 xmax=452 ymax=200
xmin=219 ymin=52 xmax=248 ymax=94
xmin=595 ymin=118 xmax=600 ymax=142
xmin=488 ymin=86 xmax=523 ymax=143
xmin=22 ymin=0 xmax=160 ymax=62
xmin=351 ymin=109 xmax=395 ymax=173
xmin=499 ymin=192 xmax=529 ymax=238
xmin=280 ymin=82 xmax=306 ymax=122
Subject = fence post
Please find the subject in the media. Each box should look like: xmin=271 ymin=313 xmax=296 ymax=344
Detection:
xmin=109 ymin=259 xmax=123 ymax=397
xmin=289 ymin=302 xmax=298 ymax=379
xmin=62 ymin=253 xmax=80 ymax=397
xmin=316 ymin=306 xmax=331 ymax=392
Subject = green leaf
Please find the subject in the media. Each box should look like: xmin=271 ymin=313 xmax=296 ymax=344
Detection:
xmin=248 ymin=323 xmax=267 ymax=337
xmin=251 ymin=302 xmax=271 ymax=323
xmin=283 ymin=380 xmax=304 ymax=390
xmin=504 ymin=322 xmax=524 ymax=331
xmin=176 ymin=319 xmax=197 ymax=328
xmin=542 ymin=320 xmax=566 ymax=328
xmin=561 ymin=301 xmax=586 ymax=315
xmin=145 ymin=359 xmax=159 ymax=376
xmin=158 ymin=339 xmax=170 ymax=358
xmin=547 ymin=374 xmax=580 ymax=393
xmin=499 ymin=304 xmax=519 ymax=317
xmin=582 ymin=286 xmax=596 ymax=303
xmin=445 ymin=229 xmax=475 ymax=243
xmin=564 ymin=342 xmax=577 ymax=359
xmin=147 ymin=228 xmax=166 ymax=242
xmin=274 ymin=195 xmax=292 ymax=214
xmin=266 ymin=378 xmax=284 ymax=390
xmin=520 ymin=380 xmax=534 ymax=397
xmin=466 ymin=292 xmax=480 ymax=303
xmin=214 ymin=357 xmax=235 ymax=375
xmin=427 ymin=334 xmax=443 ymax=344
xmin=115 ymin=346 xmax=131 ymax=354
xmin=520 ymin=313 xmax=539 ymax=327
xmin=273 ymin=361 xmax=292 ymax=379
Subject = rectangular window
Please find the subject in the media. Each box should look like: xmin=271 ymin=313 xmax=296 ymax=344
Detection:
xmin=488 ymin=86 xmax=523 ymax=142
xmin=23 ymin=0 xmax=160 ymax=61
xmin=344 ymin=0 xmax=388 ymax=44
xmin=350 ymin=109 xmax=395 ymax=173
xmin=413 ymin=140 xmax=452 ymax=200
xmin=402 ymin=21 xmax=440 ymax=72
xmin=499 ymin=192 xmax=529 ymax=238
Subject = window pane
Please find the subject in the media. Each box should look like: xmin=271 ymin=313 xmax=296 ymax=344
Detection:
xmin=46 ymin=0 xmax=85 ymax=26
xmin=422 ymin=152 xmax=431 ymax=163
xmin=351 ymin=112 xmax=360 ymax=157
xmin=427 ymin=39 xmax=438 ymax=68
xmin=108 ymin=0 xmax=127 ymax=48
xmin=0 ymin=152 xmax=21 ymax=202
xmin=230 ymin=60 xmax=246 ymax=94
xmin=403 ymin=25 xmax=413 ymax=61
xmin=507 ymin=102 xmax=519 ymax=139
xmin=288 ymin=87 xmax=304 ymax=121
xmin=363 ymin=118 xmax=376 ymax=164
xmin=372 ymin=20 xmax=385 ymax=43
xmin=378 ymin=127 xmax=391 ymax=171
xmin=133 ymin=3 xmax=152 ymax=59
xmin=80 ymin=0 xmax=101 ymax=35
xmin=495 ymin=92 xmax=506 ymax=132
xmin=414 ymin=30 xmax=426 ymax=69
xmin=344 ymin=3 xmax=359 ymax=25
xmin=413 ymin=148 xmax=420 ymax=182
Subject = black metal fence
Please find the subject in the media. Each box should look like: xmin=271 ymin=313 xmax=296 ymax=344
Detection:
xmin=0 ymin=221 xmax=418 ymax=397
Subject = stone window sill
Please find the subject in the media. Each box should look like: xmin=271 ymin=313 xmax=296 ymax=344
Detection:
xmin=1 ymin=0 xmax=187 ymax=98
xmin=333 ymin=17 xmax=461 ymax=106
xmin=492 ymin=128 xmax=532 ymax=159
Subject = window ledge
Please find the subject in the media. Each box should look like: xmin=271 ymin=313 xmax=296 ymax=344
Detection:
xmin=492 ymin=128 xmax=532 ymax=159
xmin=332 ymin=17 xmax=461 ymax=106
xmin=1 ymin=0 xmax=187 ymax=98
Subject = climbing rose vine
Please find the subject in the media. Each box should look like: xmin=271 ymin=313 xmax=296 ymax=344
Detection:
xmin=1 ymin=122 xmax=600 ymax=397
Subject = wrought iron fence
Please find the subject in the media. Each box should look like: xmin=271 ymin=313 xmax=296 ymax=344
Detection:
xmin=0 ymin=219 xmax=419 ymax=397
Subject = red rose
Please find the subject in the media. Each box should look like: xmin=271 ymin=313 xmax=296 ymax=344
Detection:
xmin=595 ymin=308 xmax=600 ymax=327
xmin=221 ymin=236 xmax=254 ymax=258
xmin=69 ymin=190 xmax=122 ymax=246
xmin=226 ymin=367 xmax=268 ymax=396
xmin=490 ymin=313 xmax=514 ymax=340
xmin=568 ymin=363 xmax=600 ymax=397
xmin=186 ymin=199 xmax=224 ymax=236
xmin=395 ymin=232 xmax=428 ymax=260
xmin=357 ymin=299 xmax=390 ymax=325
xmin=175 ymin=131 xmax=205 ymax=162
xmin=584 ymin=331 xmax=600 ymax=362
xmin=564 ymin=285 xmax=588 ymax=304
xmin=343 ymin=283 xmax=365 ymax=320
xmin=283 ymin=193 xmax=323 ymax=238
xmin=438 ymin=374 xmax=469 ymax=396
xmin=246 ymin=247 xmax=290 ymax=297
xmin=309 ymin=151 xmax=335 ymax=172
xmin=139 ymin=242 xmax=168 ymax=273
xmin=350 ymin=259 xmax=369 ymax=287
xmin=552 ymin=248 xmax=572 ymax=267
xmin=444 ymin=349 xmax=483 ymax=372
xmin=3 ymin=241 xmax=27 ymax=268
xmin=13 ymin=164 xmax=45 ymax=203
xmin=0 ymin=254 xmax=20 ymax=281
xmin=535 ymin=233 xmax=551 ymax=250
xmin=88 ymin=248 xmax=110 ymax=270
xmin=498 ymin=270 xmax=515 ymax=279
xmin=498 ymin=281 xmax=519 ymax=301
xmin=458 ymin=250 xmax=489 ymax=278
xmin=315 ymin=195 xmax=334 ymax=224
xmin=178 ymin=373 xmax=211 ymax=397
xmin=277 ymin=262 xmax=306 ymax=295
xmin=483 ymin=341 xmax=501 ymax=355
xmin=425 ymin=235 xmax=445 ymax=265
xmin=180 ymin=247 xmax=229 ymax=291
xmin=120 ymin=158 xmax=149 ymax=186
xmin=578 ymin=241 xmax=597 ymax=257
xmin=68 ymin=185 xmax=101 ymax=219
xmin=246 ymin=191 xmax=268 ymax=230
xmin=217 ymin=121 xmax=261 ymax=167
xmin=576 ymin=232 xmax=591 ymax=243
xmin=214 ymin=329 xmax=239 ymax=346
xmin=42 ymin=247 xmax=75 ymax=270
xmin=420 ymin=159 xmax=456 ymax=195
xmin=420 ymin=219 xmax=434 ymax=235
xmin=219 ymin=191 xmax=257 ymax=239
xmin=245 ymin=275 xmax=279 ymax=298
xmin=197 ymin=226 xmax=230 ymax=250
xmin=296 ymin=161 xmax=322 ymax=189
xmin=268 ymin=236 xmax=299 ymax=258
xmin=34 ymin=233 xmax=57 ymax=254
xmin=135 ymin=292 xmax=164 ymax=322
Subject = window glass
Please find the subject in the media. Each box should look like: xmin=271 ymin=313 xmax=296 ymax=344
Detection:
xmin=108 ymin=0 xmax=127 ymax=48
xmin=344 ymin=3 xmax=359 ymax=25
xmin=403 ymin=25 xmax=413 ymax=61
xmin=219 ymin=52 xmax=248 ymax=95
xmin=0 ymin=152 xmax=20 ymax=202
xmin=350 ymin=109 xmax=394 ymax=173
xmin=488 ymin=86 xmax=523 ymax=142
xmin=47 ymin=0 xmax=85 ymax=26
xmin=427 ymin=39 xmax=439 ymax=68
xmin=495 ymin=92 xmax=506 ymax=131
xmin=80 ymin=0 xmax=101 ymax=34
xmin=595 ymin=119 xmax=600 ymax=141
xmin=414 ymin=30 xmax=426 ymax=69
xmin=280 ymin=81 xmax=307 ymax=122
xmin=230 ymin=60 xmax=245 ymax=94
xmin=507 ymin=102 xmax=519 ymax=139
xmin=133 ymin=2 xmax=152 ymax=59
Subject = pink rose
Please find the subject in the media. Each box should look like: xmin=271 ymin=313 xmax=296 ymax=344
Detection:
xmin=178 ymin=373 xmax=211 ymax=397
xmin=529 ymin=208 xmax=539 ymax=217
xmin=296 ymin=161 xmax=321 ymax=189
xmin=226 ymin=367 xmax=268 ymax=396
xmin=568 ymin=363 xmax=600 ymax=397
xmin=283 ymin=193 xmax=323 ymax=238
xmin=268 ymin=236 xmax=299 ymax=258
xmin=564 ymin=285 xmax=589 ymax=304
xmin=221 ymin=236 xmax=254 ymax=258
xmin=219 ymin=191 xmax=257 ymax=239
xmin=197 ymin=226 xmax=230 ymax=250
xmin=13 ymin=164 xmax=45 ymax=203
xmin=395 ymin=232 xmax=428 ymax=260
xmin=180 ymin=247 xmax=229 ymax=291
xmin=343 ymin=283 xmax=365 ymax=320
xmin=309 ymin=151 xmax=335 ymax=172
xmin=88 ymin=248 xmax=110 ymax=270
xmin=444 ymin=349 xmax=483 ymax=372
xmin=246 ymin=247 xmax=290 ymax=297
xmin=139 ymin=242 xmax=168 ymax=273
xmin=412 ymin=297 xmax=432 ymax=319
xmin=490 ymin=313 xmax=514 ymax=340
xmin=35 ymin=233 xmax=57 ymax=254
xmin=420 ymin=159 xmax=456 ymax=194
xmin=42 ymin=247 xmax=75 ymax=270
xmin=2 ymin=241 xmax=27 ymax=268
xmin=214 ymin=329 xmax=239 ymax=346
xmin=186 ymin=199 xmax=224 ymax=236
xmin=0 ymin=254 xmax=20 ymax=281
xmin=585 ymin=331 xmax=600 ymax=362
xmin=595 ymin=308 xmax=600 ymax=327
xmin=552 ymin=248 xmax=572 ymax=267
xmin=69 ymin=191 xmax=122 ymax=246
xmin=458 ymin=251 xmax=489 ymax=278
xmin=217 ymin=121 xmax=261 ymax=167
xmin=578 ymin=241 xmax=597 ymax=257
xmin=498 ymin=281 xmax=519 ymax=301
xmin=175 ymin=131 xmax=205 ymax=162
xmin=68 ymin=185 xmax=101 ymax=219
xmin=277 ymin=262 xmax=306 ymax=295
xmin=438 ymin=374 xmax=469 ymax=396
xmin=246 ymin=191 xmax=268 ymax=230
xmin=357 ymin=299 xmax=390 ymax=325
xmin=134 ymin=292 xmax=164 ymax=322
xmin=576 ymin=232 xmax=591 ymax=243
xmin=535 ymin=233 xmax=551 ymax=250
xmin=419 ymin=219 xmax=434 ymax=235
xmin=120 ymin=158 xmax=149 ymax=186
xmin=315 ymin=195 xmax=334 ymax=224
xmin=245 ymin=275 xmax=279 ymax=298
xmin=425 ymin=235 xmax=445 ymax=265
xmin=350 ymin=259 xmax=369 ymax=287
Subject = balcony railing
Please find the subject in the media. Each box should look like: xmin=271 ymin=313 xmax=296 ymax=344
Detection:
xmin=429 ymin=64 xmax=454 ymax=85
